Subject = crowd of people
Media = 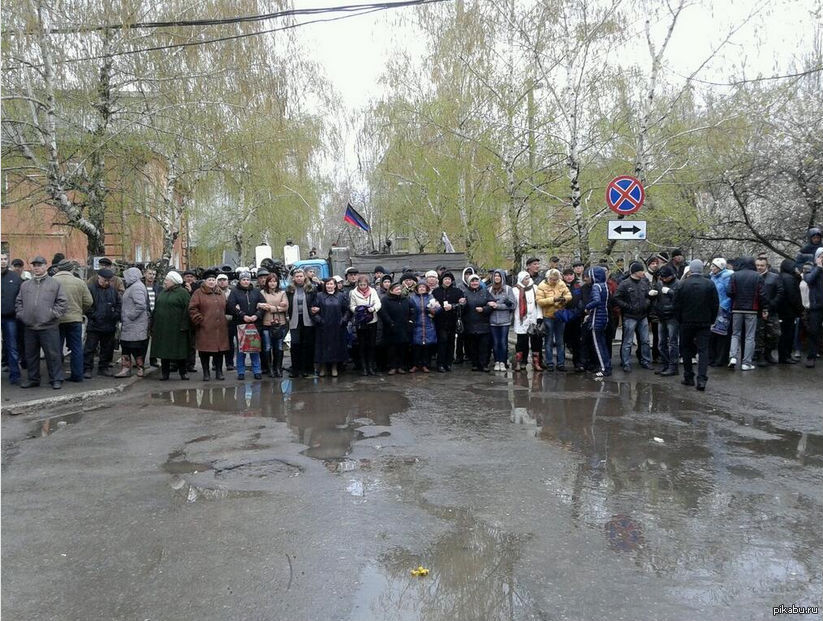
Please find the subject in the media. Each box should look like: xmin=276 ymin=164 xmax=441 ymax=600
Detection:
xmin=2 ymin=226 xmax=821 ymax=391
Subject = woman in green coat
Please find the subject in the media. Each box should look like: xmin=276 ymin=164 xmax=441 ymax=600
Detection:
xmin=151 ymin=271 xmax=192 ymax=380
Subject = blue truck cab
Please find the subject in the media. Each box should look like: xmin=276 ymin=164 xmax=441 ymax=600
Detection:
xmin=281 ymin=258 xmax=330 ymax=289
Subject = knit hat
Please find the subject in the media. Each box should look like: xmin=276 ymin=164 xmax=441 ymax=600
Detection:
xmin=238 ymin=271 xmax=251 ymax=281
xmin=629 ymin=261 xmax=644 ymax=274
xmin=689 ymin=259 xmax=704 ymax=274
xmin=671 ymin=248 xmax=683 ymax=258
xmin=216 ymin=273 xmax=229 ymax=281
xmin=816 ymin=248 xmax=823 ymax=260
xmin=468 ymin=274 xmax=481 ymax=282
xmin=659 ymin=265 xmax=676 ymax=279
xmin=202 ymin=269 xmax=218 ymax=280
xmin=711 ymin=258 xmax=726 ymax=270
xmin=165 ymin=271 xmax=183 ymax=285
xmin=381 ymin=274 xmax=393 ymax=285
xmin=374 ymin=265 xmax=386 ymax=274
xmin=440 ymin=271 xmax=455 ymax=283
xmin=517 ymin=271 xmax=531 ymax=286
xmin=401 ymin=271 xmax=417 ymax=282
xmin=56 ymin=259 xmax=77 ymax=272
xmin=97 ymin=268 xmax=114 ymax=279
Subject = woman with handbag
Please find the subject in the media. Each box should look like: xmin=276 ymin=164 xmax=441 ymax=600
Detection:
xmin=188 ymin=269 xmax=230 ymax=380
xmin=512 ymin=271 xmax=542 ymax=371
xmin=258 ymin=274 xmax=289 ymax=377
xmin=227 ymin=271 xmax=264 ymax=380
xmin=349 ymin=274 xmax=383 ymax=375
xmin=314 ymin=277 xmax=349 ymax=377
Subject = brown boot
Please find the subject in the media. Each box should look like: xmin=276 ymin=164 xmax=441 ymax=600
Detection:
xmin=513 ymin=352 xmax=523 ymax=371
xmin=114 ymin=356 xmax=132 ymax=378
xmin=135 ymin=356 xmax=145 ymax=377
xmin=532 ymin=353 xmax=544 ymax=372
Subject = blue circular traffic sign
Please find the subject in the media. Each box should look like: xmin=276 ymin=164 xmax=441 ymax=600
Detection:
xmin=606 ymin=175 xmax=645 ymax=215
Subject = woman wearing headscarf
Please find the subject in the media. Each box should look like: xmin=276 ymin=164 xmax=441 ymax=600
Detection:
xmin=115 ymin=267 xmax=150 ymax=378
xmin=227 ymin=271 xmax=264 ymax=379
xmin=379 ymin=282 xmax=411 ymax=374
xmin=462 ymin=273 xmax=495 ymax=372
xmin=188 ymin=269 xmax=230 ymax=381
xmin=408 ymin=281 xmax=441 ymax=372
xmin=488 ymin=269 xmax=515 ymax=371
xmin=286 ymin=269 xmax=319 ymax=378
xmin=314 ymin=277 xmax=349 ymax=377
xmin=512 ymin=271 xmax=541 ymax=371
xmin=151 ymin=271 xmax=192 ymax=380
xmin=349 ymin=274 xmax=383 ymax=375
xmin=258 ymin=274 xmax=289 ymax=377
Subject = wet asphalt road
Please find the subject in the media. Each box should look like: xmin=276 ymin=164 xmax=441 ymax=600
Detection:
xmin=2 ymin=364 xmax=822 ymax=621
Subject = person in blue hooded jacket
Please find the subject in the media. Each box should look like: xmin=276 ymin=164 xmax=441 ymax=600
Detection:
xmin=803 ymin=248 xmax=823 ymax=368
xmin=709 ymin=258 xmax=734 ymax=366
xmin=584 ymin=266 xmax=611 ymax=378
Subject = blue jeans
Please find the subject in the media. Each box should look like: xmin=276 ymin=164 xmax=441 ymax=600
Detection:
xmin=263 ymin=325 xmax=287 ymax=353
xmin=621 ymin=316 xmax=651 ymax=367
xmin=490 ymin=325 xmax=510 ymax=363
xmin=543 ymin=317 xmax=566 ymax=367
xmin=658 ymin=318 xmax=680 ymax=368
xmin=59 ymin=322 xmax=85 ymax=380
xmin=235 ymin=350 xmax=261 ymax=376
xmin=2 ymin=317 xmax=21 ymax=382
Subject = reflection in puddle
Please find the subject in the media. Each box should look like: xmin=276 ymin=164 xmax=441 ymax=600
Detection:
xmin=151 ymin=385 xmax=408 ymax=460
xmin=29 ymin=412 xmax=85 ymax=438
xmin=504 ymin=373 xmax=823 ymax=609
xmin=351 ymin=510 xmax=535 ymax=621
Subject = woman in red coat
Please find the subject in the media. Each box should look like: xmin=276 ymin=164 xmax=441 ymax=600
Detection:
xmin=188 ymin=269 xmax=230 ymax=380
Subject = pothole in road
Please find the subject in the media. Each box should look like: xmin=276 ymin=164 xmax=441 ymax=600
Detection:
xmin=27 ymin=411 xmax=85 ymax=438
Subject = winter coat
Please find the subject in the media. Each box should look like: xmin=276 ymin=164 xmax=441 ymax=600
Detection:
xmin=409 ymin=293 xmax=440 ymax=345
xmin=584 ymin=267 xmax=609 ymax=331
xmin=804 ymin=265 xmax=823 ymax=311
xmin=54 ymin=270 xmax=93 ymax=324
xmin=462 ymin=286 xmax=494 ymax=335
xmin=87 ymin=273 xmax=125 ymax=296
xmin=228 ymin=283 xmax=264 ymax=326
xmin=651 ymin=279 xmax=679 ymax=320
xmin=758 ymin=270 xmax=784 ymax=313
xmin=536 ymin=278 xmax=572 ymax=319
xmin=432 ymin=284 xmax=464 ymax=331
xmin=2 ymin=268 xmax=23 ymax=318
xmin=188 ymin=284 xmax=230 ymax=352
xmin=120 ymin=267 xmax=150 ymax=342
xmin=513 ymin=272 xmax=541 ymax=335
xmin=349 ymin=286 xmax=382 ymax=325
xmin=487 ymin=272 xmax=515 ymax=326
xmin=613 ymin=275 xmax=651 ymax=320
xmin=711 ymin=268 xmax=733 ymax=312
xmin=778 ymin=260 xmax=803 ymax=319
xmin=150 ymin=285 xmax=191 ymax=359
xmin=314 ymin=291 xmax=349 ymax=364
xmin=379 ymin=293 xmax=412 ymax=345
xmin=86 ymin=281 xmax=121 ymax=333
xmin=729 ymin=258 xmax=761 ymax=313
xmin=15 ymin=274 xmax=68 ymax=330
xmin=674 ymin=274 xmax=719 ymax=327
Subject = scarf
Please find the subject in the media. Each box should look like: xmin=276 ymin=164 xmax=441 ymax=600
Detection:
xmin=519 ymin=286 xmax=528 ymax=319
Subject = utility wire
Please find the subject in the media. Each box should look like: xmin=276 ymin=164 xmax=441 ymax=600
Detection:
xmin=10 ymin=0 xmax=448 ymax=35
xmin=4 ymin=1 xmax=448 ymax=69
xmin=663 ymin=64 xmax=823 ymax=86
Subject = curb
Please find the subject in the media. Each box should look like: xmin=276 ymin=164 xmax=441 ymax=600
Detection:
xmin=3 ymin=371 xmax=149 ymax=416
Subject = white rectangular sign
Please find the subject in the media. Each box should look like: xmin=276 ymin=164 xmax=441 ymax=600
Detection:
xmin=608 ymin=220 xmax=647 ymax=240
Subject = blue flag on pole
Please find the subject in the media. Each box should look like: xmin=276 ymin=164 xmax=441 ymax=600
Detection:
xmin=343 ymin=202 xmax=370 ymax=232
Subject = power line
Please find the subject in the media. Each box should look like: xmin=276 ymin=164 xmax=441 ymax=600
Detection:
xmin=10 ymin=0 xmax=447 ymax=35
xmin=4 ymin=0 xmax=449 ymax=69
xmin=663 ymin=64 xmax=823 ymax=86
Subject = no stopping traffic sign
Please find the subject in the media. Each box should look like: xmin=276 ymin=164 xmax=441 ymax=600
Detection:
xmin=606 ymin=175 xmax=645 ymax=215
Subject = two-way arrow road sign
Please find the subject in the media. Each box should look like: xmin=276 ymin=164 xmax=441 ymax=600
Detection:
xmin=608 ymin=220 xmax=647 ymax=240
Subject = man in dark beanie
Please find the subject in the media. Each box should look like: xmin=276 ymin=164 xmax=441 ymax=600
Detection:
xmin=667 ymin=249 xmax=686 ymax=279
xmin=614 ymin=261 xmax=653 ymax=372
xmin=674 ymin=260 xmax=719 ymax=391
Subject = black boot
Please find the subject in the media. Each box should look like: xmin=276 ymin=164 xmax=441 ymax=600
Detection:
xmin=202 ymin=368 xmax=210 ymax=381
xmin=267 ymin=351 xmax=276 ymax=377
xmin=274 ymin=351 xmax=283 ymax=377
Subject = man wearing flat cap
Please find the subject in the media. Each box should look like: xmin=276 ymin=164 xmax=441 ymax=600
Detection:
xmin=87 ymin=257 xmax=125 ymax=295
xmin=54 ymin=259 xmax=93 ymax=382
xmin=84 ymin=267 xmax=122 ymax=378
xmin=15 ymin=256 xmax=68 ymax=388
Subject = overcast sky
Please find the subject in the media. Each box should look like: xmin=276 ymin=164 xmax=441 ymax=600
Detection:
xmin=292 ymin=0 xmax=820 ymax=110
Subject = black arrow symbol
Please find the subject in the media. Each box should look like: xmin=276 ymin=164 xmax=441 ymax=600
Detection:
xmin=614 ymin=225 xmax=641 ymax=234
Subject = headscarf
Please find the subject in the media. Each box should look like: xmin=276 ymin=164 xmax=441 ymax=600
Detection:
xmin=165 ymin=270 xmax=183 ymax=285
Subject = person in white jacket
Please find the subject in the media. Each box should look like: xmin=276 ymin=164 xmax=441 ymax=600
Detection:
xmin=512 ymin=271 xmax=542 ymax=371
xmin=349 ymin=275 xmax=383 ymax=375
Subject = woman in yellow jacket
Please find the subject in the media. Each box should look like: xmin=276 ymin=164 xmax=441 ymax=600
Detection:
xmin=536 ymin=268 xmax=572 ymax=370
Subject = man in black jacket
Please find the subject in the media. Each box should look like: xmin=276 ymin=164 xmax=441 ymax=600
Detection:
xmin=614 ymin=261 xmax=653 ymax=372
xmin=83 ymin=268 xmax=122 ymax=378
xmin=728 ymin=256 xmax=761 ymax=370
xmin=755 ymin=257 xmax=783 ymax=366
xmin=777 ymin=259 xmax=803 ymax=364
xmin=1 ymin=252 xmax=23 ymax=383
xmin=674 ymin=260 xmax=719 ymax=391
